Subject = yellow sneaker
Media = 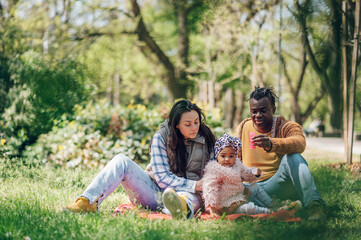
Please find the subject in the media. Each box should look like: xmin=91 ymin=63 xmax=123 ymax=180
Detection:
xmin=65 ymin=197 xmax=97 ymax=213
xmin=162 ymin=188 xmax=188 ymax=219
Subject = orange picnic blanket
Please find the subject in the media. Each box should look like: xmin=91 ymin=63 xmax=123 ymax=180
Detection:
xmin=114 ymin=203 xmax=302 ymax=222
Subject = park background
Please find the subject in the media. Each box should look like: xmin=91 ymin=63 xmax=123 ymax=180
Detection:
xmin=0 ymin=0 xmax=360 ymax=239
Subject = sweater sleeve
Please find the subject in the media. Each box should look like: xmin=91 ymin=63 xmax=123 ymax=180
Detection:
xmin=235 ymin=119 xmax=249 ymax=160
xmin=239 ymin=163 xmax=258 ymax=183
xmin=270 ymin=121 xmax=306 ymax=154
xmin=202 ymin=162 xmax=220 ymax=208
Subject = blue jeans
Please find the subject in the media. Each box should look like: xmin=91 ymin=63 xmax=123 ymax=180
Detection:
xmin=248 ymin=153 xmax=325 ymax=207
xmin=80 ymin=154 xmax=200 ymax=217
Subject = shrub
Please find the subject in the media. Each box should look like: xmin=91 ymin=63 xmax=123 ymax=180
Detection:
xmin=0 ymin=53 xmax=91 ymax=156
xmin=23 ymin=101 xmax=230 ymax=169
xmin=23 ymin=101 xmax=164 ymax=168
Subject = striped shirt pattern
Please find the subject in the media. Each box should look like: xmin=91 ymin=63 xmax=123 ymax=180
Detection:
xmin=150 ymin=132 xmax=197 ymax=193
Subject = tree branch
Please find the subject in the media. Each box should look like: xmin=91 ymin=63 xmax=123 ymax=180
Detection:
xmin=300 ymin=89 xmax=325 ymax=124
xmin=295 ymin=0 xmax=330 ymax=87
xmin=129 ymin=0 xmax=183 ymax=98
xmin=295 ymin=44 xmax=308 ymax=96
xmin=280 ymin=53 xmax=295 ymax=94
xmin=71 ymin=30 xmax=135 ymax=41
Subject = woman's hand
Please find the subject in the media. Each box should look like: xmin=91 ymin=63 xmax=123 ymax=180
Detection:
xmin=195 ymin=179 xmax=203 ymax=191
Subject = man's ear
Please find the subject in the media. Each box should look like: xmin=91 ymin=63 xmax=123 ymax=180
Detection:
xmin=272 ymin=106 xmax=276 ymax=114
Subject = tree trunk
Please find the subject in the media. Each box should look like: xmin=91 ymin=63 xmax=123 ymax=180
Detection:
xmin=346 ymin=0 xmax=360 ymax=164
xmin=280 ymin=43 xmax=324 ymax=126
xmin=233 ymin=91 xmax=245 ymax=130
xmin=113 ymin=70 xmax=120 ymax=106
xmin=176 ymin=0 xmax=189 ymax=82
xmin=251 ymin=52 xmax=258 ymax=86
xmin=106 ymin=81 xmax=112 ymax=103
xmin=224 ymin=88 xmax=233 ymax=128
xmin=208 ymin=80 xmax=214 ymax=110
xmin=295 ymin=0 xmax=343 ymax=130
xmin=129 ymin=0 xmax=188 ymax=100
xmin=342 ymin=1 xmax=349 ymax=159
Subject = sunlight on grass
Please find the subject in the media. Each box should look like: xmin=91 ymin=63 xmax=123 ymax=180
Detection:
xmin=0 ymin=157 xmax=360 ymax=240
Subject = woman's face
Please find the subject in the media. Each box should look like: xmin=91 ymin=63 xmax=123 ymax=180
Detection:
xmin=217 ymin=147 xmax=236 ymax=167
xmin=176 ymin=110 xmax=200 ymax=139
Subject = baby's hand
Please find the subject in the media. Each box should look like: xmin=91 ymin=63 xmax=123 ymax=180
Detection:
xmin=255 ymin=168 xmax=262 ymax=177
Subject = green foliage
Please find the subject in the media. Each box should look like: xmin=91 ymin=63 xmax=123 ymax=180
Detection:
xmin=23 ymin=101 xmax=164 ymax=168
xmin=0 ymin=13 xmax=27 ymax=114
xmin=0 ymin=53 xmax=91 ymax=156
xmin=23 ymin=101 xmax=229 ymax=169
xmin=0 ymin=155 xmax=360 ymax=239
xmin=78 ymin=36 xmax=165 ymax=104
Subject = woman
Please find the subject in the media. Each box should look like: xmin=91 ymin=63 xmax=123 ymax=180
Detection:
xmin=65 ymin=99 xmax=215 ymax=219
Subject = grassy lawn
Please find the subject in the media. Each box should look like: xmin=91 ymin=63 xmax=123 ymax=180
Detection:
xmin=0 ymin=153 xmax=360 ymax=240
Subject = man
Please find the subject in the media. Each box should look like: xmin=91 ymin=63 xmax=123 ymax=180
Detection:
xmin=235 ymin=86 xmax=326 ymax=221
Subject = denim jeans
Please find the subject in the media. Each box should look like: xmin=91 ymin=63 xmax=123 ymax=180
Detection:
xmin=247 ymin=183 xmax=273 ymax=207
xmin=247 ymin=153 xmax=325 ymax=207
xmin=80 ymin=154 xmax=200 ymax=217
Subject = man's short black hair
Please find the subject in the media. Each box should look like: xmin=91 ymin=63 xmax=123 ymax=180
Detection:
xmin=248 ymin=86 xmax=278 ymax=106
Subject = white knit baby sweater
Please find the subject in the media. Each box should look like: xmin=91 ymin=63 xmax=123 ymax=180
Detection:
xmin=202 ymin=159 xmax=258 ymax=208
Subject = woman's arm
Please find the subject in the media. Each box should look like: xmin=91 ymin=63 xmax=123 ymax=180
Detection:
xmin=151 ymin=133 xmax=197 ymax=193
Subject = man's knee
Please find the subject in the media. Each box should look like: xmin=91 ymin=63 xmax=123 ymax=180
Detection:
xmin=282 ymin=153 xmax=308 ymax=168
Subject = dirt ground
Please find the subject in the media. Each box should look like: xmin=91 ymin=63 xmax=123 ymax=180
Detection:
xmin=304 ymin=137 xmax=361 ymax=177
xmin=304 ymin=137 xmax=361 ymax=162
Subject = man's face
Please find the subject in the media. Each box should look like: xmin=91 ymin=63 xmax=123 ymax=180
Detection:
xmin=249 ymin=97 xmax=276 ymax=133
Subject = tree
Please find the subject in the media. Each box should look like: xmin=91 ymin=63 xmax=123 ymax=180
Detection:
xmin=193 ymin=1 xmax=279 ymax=129
xmin=129 ymin=0 xmax=209 ymax=100
xmin=280 ymin=40 xmax=325 ymax=125
xmin=293 ymin=0 xmax=343 ymax=131
xmin=0 ymin=0 xmax=24 ymax=113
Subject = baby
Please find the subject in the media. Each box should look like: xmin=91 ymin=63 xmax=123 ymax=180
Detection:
xmin=202 ymin=133 xmax=271 ymax=216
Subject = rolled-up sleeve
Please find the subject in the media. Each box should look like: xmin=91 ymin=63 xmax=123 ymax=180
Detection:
xmin=151 ymin=133 xmax=197 ymax=193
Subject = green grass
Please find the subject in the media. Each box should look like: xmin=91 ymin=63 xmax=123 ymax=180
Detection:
xmin=0 ymin=156 xmax=360 ymax=240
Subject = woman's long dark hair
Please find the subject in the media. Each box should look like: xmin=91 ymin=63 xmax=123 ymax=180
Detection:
xmin=167 ymin=99 xmax=215 ymax=177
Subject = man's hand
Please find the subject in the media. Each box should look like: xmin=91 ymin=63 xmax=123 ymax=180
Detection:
xmin=195 ymin=179 xmax=203 ymax=191
xmin=251 ymin=134 xmax=272 ymax=151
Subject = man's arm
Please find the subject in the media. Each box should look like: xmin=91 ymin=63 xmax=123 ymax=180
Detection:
xmin=269 ymin=121 xmax=306 ymax=154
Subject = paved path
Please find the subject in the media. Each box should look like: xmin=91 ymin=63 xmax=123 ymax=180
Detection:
xmin=306 ymin=137 xmax=361 ymax=155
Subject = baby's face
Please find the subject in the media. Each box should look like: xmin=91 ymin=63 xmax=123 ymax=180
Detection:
xmin=217 ymin=147 xmax=236 ymax=167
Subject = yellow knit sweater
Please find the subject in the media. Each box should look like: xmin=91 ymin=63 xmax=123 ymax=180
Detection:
xmin=235 ymin=116 xmax=306 ymax=181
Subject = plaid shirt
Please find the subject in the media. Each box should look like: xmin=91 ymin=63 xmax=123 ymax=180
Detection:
xmin=151 ymin=132 xmax=206 ymax=193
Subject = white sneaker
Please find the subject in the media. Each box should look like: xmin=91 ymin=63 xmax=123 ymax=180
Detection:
xmin=162 ymin=188 xmax=188 ymax=219
xmin=278 ymin=200 xmax=303 ymax=211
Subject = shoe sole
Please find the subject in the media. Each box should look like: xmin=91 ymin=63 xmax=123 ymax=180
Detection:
xmin=162 ymin=189 xmax=186 ymax=219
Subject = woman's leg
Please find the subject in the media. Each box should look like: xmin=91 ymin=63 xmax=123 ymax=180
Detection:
xmin=81 ymin=154 xmax=162 ymax=210
xmin=162 ymin=190 xmax=200 ymax=219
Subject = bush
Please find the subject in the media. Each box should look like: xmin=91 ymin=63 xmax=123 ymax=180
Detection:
xmin=0 ymin=53 xmax=91 ymax=156
xmin=23 ymin=101 xmax=230 ymax=169
xmin=23 ymin=101 xmax=164 ymax=168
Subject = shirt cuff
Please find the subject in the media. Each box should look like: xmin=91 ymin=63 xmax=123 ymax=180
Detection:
xmin=189 ymin=180 xmax=197 ymax=193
